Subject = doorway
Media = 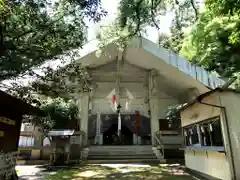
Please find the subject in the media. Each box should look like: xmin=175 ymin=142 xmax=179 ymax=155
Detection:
xmin=121 ymin=125 xmax=133 ymax=145
xmin=103 ymin=124 xmax=133 ymax=145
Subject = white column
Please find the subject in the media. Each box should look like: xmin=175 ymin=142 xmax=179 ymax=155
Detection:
xmin=100 ymin=134 xmax=103 ymax=145
xmin=133 ymin=134 xmax=137 ymax=145
xmin=95 ymin=111 xmax=101 ymax=145
xmin=149 ymin=96 xmax=159 ymax=145
xmin=143 ymin=73 xmax=150 ymax=117
xmin=133 ymin=134 xmax=142 ymax=145
xmin=80 ymin=92 xmax=89 ymax=145
xmin=149 ymin=70 xmax=159 ymax=145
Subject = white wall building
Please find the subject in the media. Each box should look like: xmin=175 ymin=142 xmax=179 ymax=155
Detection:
xmin=71 ymin=37 xmax=224 ymax=147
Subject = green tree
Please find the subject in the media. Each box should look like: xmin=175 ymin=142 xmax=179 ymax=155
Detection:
xmin=180 ymin=0 xmax=240 ymax=78
xmin=0 ymin=0 xmax=106 ymax=104
xmin=166 ymin=104 xmax=181 ymax=129
xmin=4 ymin=54 xmax=96 ymax=103
xmin=158 ymin=0 xmax=200 ymax=53
xmin=24 ymin=98 xmax=79 ymax=138
xmin=97 ymin=0 xmax=200 ymax=52
xmin=97 ymin=0 xmax=167 ymax=49
xmin=0 ymin=0 xmax=106 ymax=80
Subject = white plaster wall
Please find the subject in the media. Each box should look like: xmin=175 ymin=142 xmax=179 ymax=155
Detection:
xmin=181 ymin=94 xmax=221 ymax=127
xmin=89 ymin=61 xmax=179 ymax=117
xmin=91 ymin=81 xmax=178 ymax=118
xmin=185 ymin=150 xmax=231 ymax=180
xmin=91 ymin=82 xmax=148 ymax=115
xmin=220 ymin=92 xmax=240 ymax=179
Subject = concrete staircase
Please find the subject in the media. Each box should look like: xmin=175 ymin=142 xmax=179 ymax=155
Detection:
xmin=87 ymin=145 xmax=165 ymax=163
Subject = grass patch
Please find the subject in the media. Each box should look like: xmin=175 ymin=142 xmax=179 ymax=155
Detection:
xmin=45 ymin=164 xmax=196 ymax=180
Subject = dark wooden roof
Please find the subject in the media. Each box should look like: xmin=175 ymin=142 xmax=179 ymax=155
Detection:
xmin=0 ymin=90 xmax=41 ymax=115
xmin=0 ymin=91 xmax=43 ymax=153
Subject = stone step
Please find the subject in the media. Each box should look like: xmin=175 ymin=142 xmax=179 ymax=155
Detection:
xmin=89 ymin=145 xmax=153 ymax=149
xmin=87 ymin=159 xmax=166 ymax=164
xmin=89 ymin=146 xmax=153 ymax=152
xmin=88 ymin=155 xmax=157 ymax=160
xmin=88 ymin=154 xmax=157 ymax=157
xmin=89 ymin=148 xmax=154 ymax=151
xmin=88 ymin=153 xmax=157 ymax=156
xmin=87 ymin=145 xmax=164 ymax=162
xmin=89 ymin=147 xmax=153 ymax=149
xmin=89 ymin=153 xmax=154 ymax=155
xmin=89 ymin=150 xmax=155 ymax=153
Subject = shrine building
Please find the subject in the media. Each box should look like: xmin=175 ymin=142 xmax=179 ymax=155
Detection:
xmin=75 ymin=37 xmax=224 ymax=148
xmin=19 ymin=37 xmax=225 ymax=162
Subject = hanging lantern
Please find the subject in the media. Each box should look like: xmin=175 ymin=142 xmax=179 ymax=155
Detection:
xmin=117 ymin=104 xmax=121 ymax=114
xmin=148 ymin=110 xmax=151 ymax=116
xmin=88 ymin=109 xmax=92 ymax=116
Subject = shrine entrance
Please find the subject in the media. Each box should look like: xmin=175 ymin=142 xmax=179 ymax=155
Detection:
xmin=88 ymin=113 xmax=152 ymax=145
xmin=103 ymin=124 xmax=133 ymax=145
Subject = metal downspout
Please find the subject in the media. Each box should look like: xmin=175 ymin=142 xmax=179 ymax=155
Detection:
xmin=197 ymin=99 xmax=236 ymax=180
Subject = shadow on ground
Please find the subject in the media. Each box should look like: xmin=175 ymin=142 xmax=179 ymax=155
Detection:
xmin=41 ymin=164 xmax=196 ymax=180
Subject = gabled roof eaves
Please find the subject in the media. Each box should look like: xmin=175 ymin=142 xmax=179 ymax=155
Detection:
xmin=176 ymin=88 xmax=240 ymax=113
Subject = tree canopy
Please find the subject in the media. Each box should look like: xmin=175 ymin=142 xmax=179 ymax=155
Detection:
xmin=180 ymin=0 xmax=240 ymax=79
xmin=24 ymin=98 xmax=79 ymax=136
xmin=0 ymin=0 xmax=106 ymax=80
xmin=99 ymin=0 xmax=240 ymax=81
xmin=2 ymin=0 xmax=240 ymax=107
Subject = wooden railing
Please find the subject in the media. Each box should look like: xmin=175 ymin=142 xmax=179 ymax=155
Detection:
xmin=154 ymin=131 xmax=165 ymax=158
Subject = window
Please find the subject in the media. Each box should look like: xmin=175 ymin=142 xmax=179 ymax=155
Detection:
xmin=19 ymin=136 xmax=34 ymax=147
xmin=184 ymin=125 xmax=199 ymax=146
xmin=200 ymin=123 xmax=211 ymax=146
xmin=183 ymin=116 xmax=223 ymax=147
xmin=210 ymin=120 xmax=223 ymax=146
xmin=191 ymin=126 xmax=199 ymax=144
xmin=184 ymin=128 xmax=191 ymax=146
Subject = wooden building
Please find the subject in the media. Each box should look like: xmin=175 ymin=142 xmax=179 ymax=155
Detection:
xmin=0 ymin=90 xmax=41 ymax=179
xmin=179 ymin=88 xmax=240 ymax=180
